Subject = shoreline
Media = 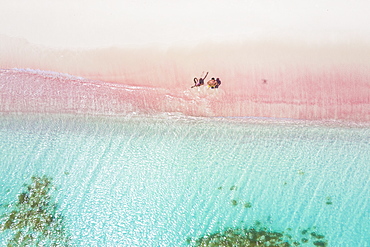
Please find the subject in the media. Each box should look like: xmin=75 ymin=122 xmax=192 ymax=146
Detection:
xmin=1 ymin=67 xmax=369 ymax=123
xmin=1 ymin=39 xmax=369 ymax=122
xmin=1 ymin=109 xmax=370 ymax=130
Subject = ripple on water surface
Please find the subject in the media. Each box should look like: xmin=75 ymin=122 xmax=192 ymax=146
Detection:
xmin=0 ymin=113 xmax=369 ymax=246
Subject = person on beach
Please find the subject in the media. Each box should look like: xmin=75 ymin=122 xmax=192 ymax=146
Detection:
xmin=207 ymin=78 xmax=218 ymax=89
xmin=192 ymin=72 xmax=208 ymax=88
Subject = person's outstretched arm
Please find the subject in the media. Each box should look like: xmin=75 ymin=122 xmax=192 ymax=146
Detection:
xmin=203 ymin=72 xmax=209 ymax=80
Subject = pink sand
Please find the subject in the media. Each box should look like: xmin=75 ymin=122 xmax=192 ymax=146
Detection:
xmin=1 ymin=37 xmax=369 ymax=121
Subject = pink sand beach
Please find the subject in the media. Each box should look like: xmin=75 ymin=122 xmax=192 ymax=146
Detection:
xmin=1 ymin=36 xmax=369 ymax=122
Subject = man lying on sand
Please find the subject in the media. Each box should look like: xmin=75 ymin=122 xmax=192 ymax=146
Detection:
xmin=207 ymin=77 xmax=221 ymax=89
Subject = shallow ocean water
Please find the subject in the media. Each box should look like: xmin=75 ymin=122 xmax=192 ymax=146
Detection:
xmin=0 ymin=113 xmax=369 ymax=246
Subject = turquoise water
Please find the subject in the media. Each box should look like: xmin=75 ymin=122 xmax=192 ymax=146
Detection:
xmin=0 ymin=113 xmax=369 ymax=246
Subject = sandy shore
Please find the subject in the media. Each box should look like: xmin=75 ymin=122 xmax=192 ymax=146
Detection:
xmin=1 ymin=37 xmax=369 ymax=121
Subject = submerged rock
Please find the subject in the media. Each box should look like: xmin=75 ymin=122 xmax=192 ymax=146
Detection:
xmin=230 ymin=185 xmax=238 ymax=191
xmin=190 ymin=225 xmax=328 ymax=247
xmin=0 ymin=175 xmax=71 ymax=246
xmin=231 ymin=200 xmax=238 ymax=206
xmin=313 ymin=240 xmax=328 ymax=246
xmin=192 ymin=228 xmax=290 ymax=247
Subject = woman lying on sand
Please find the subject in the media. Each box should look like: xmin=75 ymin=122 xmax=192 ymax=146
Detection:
xmin=191 ymin=72 xmax=208 ymax=88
